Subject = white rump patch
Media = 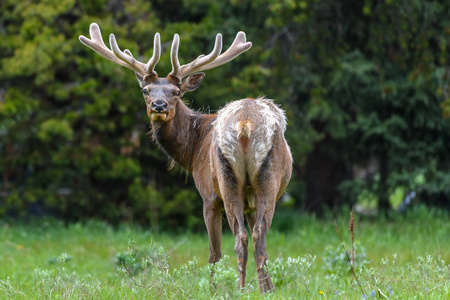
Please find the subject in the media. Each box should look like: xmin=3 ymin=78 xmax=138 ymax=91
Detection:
xmin=213 ymin=97 xmax=290 ymax=181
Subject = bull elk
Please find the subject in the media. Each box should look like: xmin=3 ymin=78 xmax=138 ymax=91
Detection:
xmin=79 ymin=23 xmax=293 ymax=292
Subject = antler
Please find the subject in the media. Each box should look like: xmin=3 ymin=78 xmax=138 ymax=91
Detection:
xmin=79 ymin=23 xmax=161 ymax=77
xmin=168 ymin=32 xmax=252 ymax=82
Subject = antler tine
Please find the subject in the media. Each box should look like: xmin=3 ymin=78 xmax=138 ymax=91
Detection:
xmin=79 ymin=23 xmax=130 ymax=69
xmin=169 ymin=33 xmax=223 ymax=81
xmin=198 ymin=32 xmax=252 ymax=70
xmin=79 ymin=23 xmax=160 ymax=77
xmin=145 ymin=33 xmax=161 ymax=76
xmin=109 ymin=34 xmax=147 ymax=76
xmin=169 ymin=31 xmax=252 ymax=81
xmin=170 ymin=34 xmax=181 ymax=78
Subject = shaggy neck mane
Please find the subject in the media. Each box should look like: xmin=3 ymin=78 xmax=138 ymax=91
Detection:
xmin=151 ymin=100 xmax=215 ymax=171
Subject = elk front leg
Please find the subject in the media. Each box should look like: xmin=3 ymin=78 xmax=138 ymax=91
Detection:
xmin=194 ymin=163 xmax=223 ymax=266
xmin=203 ymin=199 xmax=223 ymax=265
xmin=202 ymin=197 xmax=224 ymax=291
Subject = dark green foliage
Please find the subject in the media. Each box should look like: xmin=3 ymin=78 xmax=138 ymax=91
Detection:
xmin=259 ymin=0 xmax=450 ymax=212
xmin=0 ymin=0 xmax=209 ymax=225
xmin=1 ymin=0 xmax=450 ymax=227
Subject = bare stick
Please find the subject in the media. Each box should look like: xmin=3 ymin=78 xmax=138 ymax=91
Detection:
xmin=378 ymin=288 xmax=390 ymax=299
xmin=334 ymin=220 xmax=365 ymax=297
xmin=349 ymin=209 xmax=355 ymax=274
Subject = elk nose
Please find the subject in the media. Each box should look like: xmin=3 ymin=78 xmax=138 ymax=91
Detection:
xmin=152 ymin=100 xmax=168 ymax=113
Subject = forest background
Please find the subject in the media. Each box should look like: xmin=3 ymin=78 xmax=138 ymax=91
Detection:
xmin=1 ymin=0 xmax=450 ymax=230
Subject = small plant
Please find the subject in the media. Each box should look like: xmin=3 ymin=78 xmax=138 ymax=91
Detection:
xmin=332 ymin=210 xmax=367 ymax=297
xmin=358 ymin=254 xmax=450 ymax=298
xmin=323 ymin=242 xmax=370 ymax=275
xmin=267 ymin=255 xmax=316 ymax=294
xmin=115 ymin=234 xmax=168 ymax=277
xmin=34 ymin=253 xmax=101 ymax=298
xmin=117 ymin=231 xmax=205 ymax=298
xmin=118 ymin=232 xmax=246 ymax=299
xmin=0 ymin=277 xmax=26 ymax=298
xmin=48 ymin=253 xmax=73 ymax=265
xmin=208 ymin=255 xmax=240 ymax=298
xmin=117 ymin=233 xmax=171 ymax=294
xmin=171 ymin=258 xmax=202 ymax=298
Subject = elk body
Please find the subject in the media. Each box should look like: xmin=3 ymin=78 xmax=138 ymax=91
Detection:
xmin=80 ymin=23 xmax=293 ymax=292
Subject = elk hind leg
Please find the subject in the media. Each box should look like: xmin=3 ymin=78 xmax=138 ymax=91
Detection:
xmin=213 ymin=148 xmax=249 ymax=289
xmin=222 ymin=194 xmax=248 ymax=290
xmin=216 ymin=180 xmax=248 ymax=288
xmin=252 ymin=186 xmax=278 ymax=293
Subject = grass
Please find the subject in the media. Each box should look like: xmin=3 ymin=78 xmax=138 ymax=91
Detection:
xmin=0 ymin=205 xmax=449 ymax=299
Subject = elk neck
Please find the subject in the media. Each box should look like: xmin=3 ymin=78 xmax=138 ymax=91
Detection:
xmin=151 ymin=99 xmax=216 ymax=171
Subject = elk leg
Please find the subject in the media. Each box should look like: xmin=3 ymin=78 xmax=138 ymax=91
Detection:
xmin=252 ymin=187 xmax=277 ymax=293
xmin=212 ymin=146 xmax=249 ymax=290
xmin=235 ymin=212 xmax=248 ymax=290
xmin=202 ymin=198 xmax=223 ymax=290
xmin=203 ymin=200 xmax=223 ymax=264
xmin=252 ymin=212 xmax=274 ymax=292
xmin=245 ymin=210 xmax=257 ymax=282
xmin=223 ymin=200 xmax=248 ymax=290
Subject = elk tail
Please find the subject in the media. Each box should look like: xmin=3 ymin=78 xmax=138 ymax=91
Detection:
xmin=236 ymin=121 xmax=252 ymax=139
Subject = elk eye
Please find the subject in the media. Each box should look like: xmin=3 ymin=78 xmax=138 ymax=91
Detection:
xmin=142 ymin=89 xmax=148 ymax=95
xmin=174 ymin=90 xmax=180 ymax=96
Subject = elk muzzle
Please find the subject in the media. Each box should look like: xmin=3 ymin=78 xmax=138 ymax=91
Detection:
xmin=152 ymin=99 xmax=168 ymax=112
xmin=149 ymin=99 xmax=168 ymax=121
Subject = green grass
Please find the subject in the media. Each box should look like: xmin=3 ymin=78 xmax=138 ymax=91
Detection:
xmin=1 ymin=206 xmax=449 ymax=299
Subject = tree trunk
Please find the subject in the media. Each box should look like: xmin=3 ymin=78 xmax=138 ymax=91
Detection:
xmin=302 ymin=140 xmax=352 ymax=213
xmin=377 ymin=151 xmax=390 ymax=216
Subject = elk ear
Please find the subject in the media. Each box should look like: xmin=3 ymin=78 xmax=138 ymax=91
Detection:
xmin=135 ymin=73 xmax=147 ymax=88
xmin=136 ymin=73 xmax=157 ymax=88
xmin=180 ymin=73 xmax=205 ymax=93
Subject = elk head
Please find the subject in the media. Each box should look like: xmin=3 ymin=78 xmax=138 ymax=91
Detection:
xmin=79 ymin=23 xmax=252 ymax=123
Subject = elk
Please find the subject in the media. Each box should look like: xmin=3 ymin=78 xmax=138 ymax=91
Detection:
xmin=79 ymin=23 xmax=293 ymax=292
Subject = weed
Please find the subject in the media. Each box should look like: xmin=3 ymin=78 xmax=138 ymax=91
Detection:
xmin=0 ymin=277 xmax=26 ymax=299
xmin=116 ymin=233 xmax=169 ymax=277
xmin=117 ymin=237 xmax=172 ymax=294
xmin=34 ymin=253 xmax=101 ymax=299
xmin=323 ymin=242 xmax=370 ymax=275
xmin=358 ymin=254 xmax=450 ymax=298
xmin=333 ymin=210 xmax=367 ymax=297
xmin=267 ymin=255 xmax=316 ymax=294
xmin=117 ymin=233 xmax=241 ymax=299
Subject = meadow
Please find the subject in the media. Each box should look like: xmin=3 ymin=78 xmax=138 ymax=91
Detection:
xmin=1 ymin=206 xmax=449 ymax=299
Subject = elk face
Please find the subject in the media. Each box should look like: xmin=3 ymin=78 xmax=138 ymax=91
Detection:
xmin=139 ymin=74 xmax=205 ymax=122
xmin=140 ymin=77 xmax=180 ymax=122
